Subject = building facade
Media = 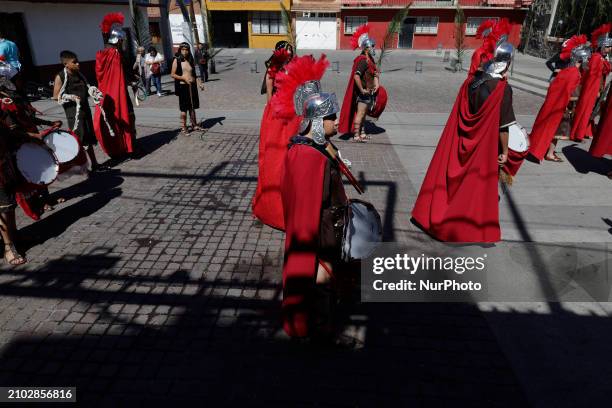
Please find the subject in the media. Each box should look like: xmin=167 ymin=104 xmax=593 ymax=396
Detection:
xmin=338 ymin=0 xmax=531 ymax=50
xmin=0 ymin=0 xmax=145 ymax=81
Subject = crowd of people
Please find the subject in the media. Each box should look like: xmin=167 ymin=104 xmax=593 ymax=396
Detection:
xmin=0 ymin=12 xmax=210 ymax=267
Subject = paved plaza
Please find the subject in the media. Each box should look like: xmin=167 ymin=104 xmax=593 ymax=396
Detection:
xmin=0 ymin=50 xmax=611 ymax=406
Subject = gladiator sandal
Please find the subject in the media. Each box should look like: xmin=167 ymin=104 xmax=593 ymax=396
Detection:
xmin=351 ymin=122 xmax=366 ymax=143
xmin=4 ymin=243 xmax=26 ymax=266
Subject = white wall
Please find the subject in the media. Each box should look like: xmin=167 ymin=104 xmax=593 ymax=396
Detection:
xmin=2 ymin=1 xmax=132 ymax=65
xmin=169 ymin=13 xmax=205 ymax=45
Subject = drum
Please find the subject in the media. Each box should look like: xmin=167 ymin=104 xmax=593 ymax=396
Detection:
xmin=508 ymin=123 xmax=529 ymax=153
xmin=43 ymin=129 xmax=80 ymax=164
xmin=368 ymin=86 xmax=388 ymax=119
xmin=15 ymin=141 xmax=59 ymax=186
xmin=42 ymin=128 xmax=88 ymax=175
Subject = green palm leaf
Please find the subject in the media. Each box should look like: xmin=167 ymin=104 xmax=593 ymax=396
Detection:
xmin=377 ymin=4 xmax=411 ymax=69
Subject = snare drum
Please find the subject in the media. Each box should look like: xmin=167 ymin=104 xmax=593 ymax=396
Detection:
xmin=42 ymin=128 xmax=88 ymax=174
xmin=508 ymin=123 xmax=530 ymax=153
xmin=15 ymin=141 xmax=59 ymax=186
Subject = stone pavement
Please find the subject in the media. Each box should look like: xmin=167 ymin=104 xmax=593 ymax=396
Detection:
xmin=0 ymin=50 xmax=611 ymax=406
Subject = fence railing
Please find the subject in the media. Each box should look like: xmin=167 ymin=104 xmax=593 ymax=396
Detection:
xmin=341 ymin=0 xmax=531 ymax=7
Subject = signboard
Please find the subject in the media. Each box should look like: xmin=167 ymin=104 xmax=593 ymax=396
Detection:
xmin=169 ymin=14 xmax=205 ymax=45
xmin=234 ymin=23 xmax=242 ymax=33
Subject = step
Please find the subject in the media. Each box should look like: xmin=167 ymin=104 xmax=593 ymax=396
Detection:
xmin=511 ymin=69 xmax=551 ymax=83
xmin=508 ymin=78 xmax=547 ymax=98
xmin=509 ymin=73 xmax=550 ymax=91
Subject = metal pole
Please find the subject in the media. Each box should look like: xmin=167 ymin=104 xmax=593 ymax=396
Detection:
xmin=188 ymin=0 xmax=201 ymax=44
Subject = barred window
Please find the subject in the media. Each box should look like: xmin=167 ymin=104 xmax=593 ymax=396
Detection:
xmin=466 ymin=17 xmax=499 ymax=36
xmin=252 ymin=11 xmax=286 ymax=35
xmin=415 ymin=17 xmax=439 ymax=34
xmin=344 ymin=16 xmax=367 ymax=34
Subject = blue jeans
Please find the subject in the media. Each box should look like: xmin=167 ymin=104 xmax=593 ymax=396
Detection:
xmin=148 ymin=75 xmax=162 ymax=94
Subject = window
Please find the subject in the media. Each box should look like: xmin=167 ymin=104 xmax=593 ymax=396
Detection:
xmin=415 ymin=17 xmax=439 ymax=34
xmin=465 ymin=17 xmax=499 ymax=36
xmin=301 ymin=12 xmax=336 ymax=19
xmin=344 ymin=16 xmax=367 ymax=34
xmin=252 ymin=11 xmax=286 ymax=35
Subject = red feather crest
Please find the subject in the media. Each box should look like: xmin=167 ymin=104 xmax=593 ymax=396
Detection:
xmin=100 ymin=12 xmax=125 ymax=34
xmin=351 ymin=24 xmax=371 ymax=50
xmin=267 ymin=48 xmax=292 ymax=78
xmin=492 ymin=18 xmax=511 ymax=41
xmin=271 ymin=54 xmax=330 ymax=121
xmin=476 ymin=19 xmax=497 ymax=39
xmin=560 ymin=34 xmax=588 ymax=61
xmin=591 ymin=23 xmax=612 ymax=48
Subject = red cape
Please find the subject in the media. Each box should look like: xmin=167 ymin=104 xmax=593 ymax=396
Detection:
xmin=570 ymin=53 xmax=609 ymax=141
xmin=281 ymin=144 xmax=326 ymax=337
xmin=412 ymin=79 xmax=506 ymax=243
xmin=252 ymin=99 xmax=301 ymax=230
xmin=529 ymin=66 xmax=581 ymax=161
xmin=339 ymin=54 xmax=373 ymax=135
xmin=94 ymin=47 xmax=136 ymax=158
xmin=590 ymin=84 xmax=612 ymax=158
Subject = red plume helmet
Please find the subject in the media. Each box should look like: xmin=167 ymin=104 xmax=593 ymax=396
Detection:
xmin=271 ymin=54 xmax=330 ymax=121
xmin=476 ymin=19 xmax=497 ymax=40
xmin=100 ymin=12 xmax=125 ymax=34
xmin=491 ymin=18 xmax=511 ymax=42
xmin=560 ymin=34 xmax=588 ymax=61
xmin=591 ymin=22 xmax=612 ymax=49
xmin=267 ymin=48 xmax=292 ymax=78
xmin=351 ymin=24 xmax=371 ymax=50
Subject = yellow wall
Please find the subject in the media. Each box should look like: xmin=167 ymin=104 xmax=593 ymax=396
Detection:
xmin=207 ymin=0 xmax=291 ymax=48
xmin=206 ymin=0 xmax=290 ymax=12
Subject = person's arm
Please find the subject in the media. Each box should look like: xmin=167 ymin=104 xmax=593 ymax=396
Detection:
xmin=170 ymin=58 xmax=182 ymax=82
xmin=373 ymin=74 xmax=380 ymax=93
xmin=265 ymin=72 xmax=273 ymax=102
xmin=52 ymin=74 xmax=62 ymax=101
xmin=498 ymin=130 xmax=509 ymax=165
xmin=545 ymin=55 xmax=556 ymax=72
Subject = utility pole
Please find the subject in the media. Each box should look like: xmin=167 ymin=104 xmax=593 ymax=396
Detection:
xmin=188 ymin=0 xmax=201 ymax=44
xmin=546 ymin=0 xmax=561 ymax=38
xmin=198 ymin=0 xmax=210 ymax=44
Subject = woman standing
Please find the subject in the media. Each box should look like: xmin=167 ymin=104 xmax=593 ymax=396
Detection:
xmin=170 ymin=42 xmax=204 ymax=134
xmin=252 ymin=41 xmax=300 ymax=230
xmin=145 ymin=46 xmax=164 ymax=97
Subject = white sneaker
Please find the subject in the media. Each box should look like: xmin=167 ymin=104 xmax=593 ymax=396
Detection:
xmin=157 ymin=93 xmax=162 ymax=97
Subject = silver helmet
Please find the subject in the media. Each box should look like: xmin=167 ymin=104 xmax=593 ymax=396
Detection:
xmin=293 ymin=79 xmax=321 ymax=116
xmin=485 ymin=39 xmax=514 ymax=75
xmin=598 ymin=32 xmax=612 ymax=49
xmin=297 ymin=92 xmax=340 ymax=145
xmin=358 ymin=34 xmax=376 ymax=56
xmin=571 ymin=45 xmax=592 ymax=69
xmin=107 ymin=23 xmax=126 ymax=45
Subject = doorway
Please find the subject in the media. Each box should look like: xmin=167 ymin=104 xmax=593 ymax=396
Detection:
xmin=399 ymin=17 xmax=416 ymax=49
xmin=210 ymin=11 xmax=248 ymax=48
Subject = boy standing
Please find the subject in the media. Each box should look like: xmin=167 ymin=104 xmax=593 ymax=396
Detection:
xmin=53 ymin=50 xmax=105 ymax=174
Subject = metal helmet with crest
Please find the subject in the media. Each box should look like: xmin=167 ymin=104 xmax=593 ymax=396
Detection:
xmin=591 ymin=23 xmax=612 ymax=50
xmin=100 ymin=12 xmax=126 ymax=45
xmin=483 ymin=19 xmax=513 ymax=75
xmin=351 ymin=24 xmax=376 ymax=55
xmin=560 ymin=35 xmax=591 ymax=69
xmin=272 ymin=55 xmax=339 ymax=145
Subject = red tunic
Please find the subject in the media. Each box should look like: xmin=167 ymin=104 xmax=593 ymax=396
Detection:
xmin=589 ymin=84 xmax=612 ymax=158
xmin=570 ymin=53 xmax=610 ymax=141
xmin=280 ymin=143 xmax=326 ymax=337
xmin=529 ymin=66 xmax=582 ymax=161
xmin=93 ymin=47 xmax=136 ymax=158
xmin=412 ymin=79 xmax=506 ymax=243
xmin=252 ymin=70 xmax=301 ymax=230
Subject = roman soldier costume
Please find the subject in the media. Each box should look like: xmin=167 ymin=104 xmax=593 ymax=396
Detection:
xmin=252 ymin=41 xmax=300 ymax=230
xmin=589 ymin=24 xmax=612 ymax=158
xmin=339 ymin=24 xmax=384 ymax=139
xmin=271 ymin=55 xmax=346 ymax=338
xmin=468 ymin=18 xmax=510 ymax=78
xmin=570 ymin=23 xmax=612 ymax=142
xmin=412 ymin=38 xmax=516 ymax=243
xmin=94 ymin=12 xmax=136 ymax=158
xmin=529 ymin=35 xmax=590 ymax=162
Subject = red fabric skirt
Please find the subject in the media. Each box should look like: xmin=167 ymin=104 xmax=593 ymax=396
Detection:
xmin=252 ymin=102 xmax=300 ymax=230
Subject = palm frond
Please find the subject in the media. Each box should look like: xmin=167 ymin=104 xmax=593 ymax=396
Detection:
xmin=130 ymin=3 xmax=152 ymax=48
xmin=377 ymin=4 xmax=411 ymax=69
xmin=280 ymin=2 xmax=297 ymax=51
